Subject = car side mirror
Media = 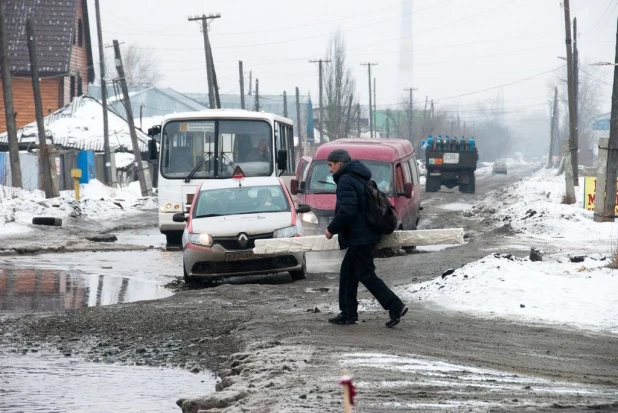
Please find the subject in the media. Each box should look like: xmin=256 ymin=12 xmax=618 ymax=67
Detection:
xmin=296 ymin=204 xmax=311 ymax=214
xmin=277 ymin=150 xmax=287 ymax=171
xmin=403 ymin=182 xmax=413 ymax=199
xmin=299 ymin=181 xmax=306 ymax=192
xmin=290 ymin=179 xmax=299 ymax=195
xmin=172 ymin=212 xmax=188 ymax=223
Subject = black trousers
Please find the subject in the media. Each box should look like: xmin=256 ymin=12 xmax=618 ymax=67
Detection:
xmin=339 ymin=244 xmax=403 ymax=320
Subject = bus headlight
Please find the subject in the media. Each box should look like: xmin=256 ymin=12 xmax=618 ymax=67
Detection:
xmin=160 ymin=200 xmax=182 ymax=212
xmin=273 ymin=226 xmax=297 ymax=238
xmin=189 ymin=233 xmax=213 ymax=247
xmin=300 ymin=211 xmax=318 ymax=225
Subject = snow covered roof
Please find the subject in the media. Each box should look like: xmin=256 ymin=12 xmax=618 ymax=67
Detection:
xmin=0 ymin=96 xmax=149 ymax=152
xmin=2 ymin=0 xmax=95 ymax=82
xmin=88 ymin=86 xmax=207 ymax=119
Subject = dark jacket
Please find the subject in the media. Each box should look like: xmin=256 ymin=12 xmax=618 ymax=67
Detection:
xmin=327 ymin=160 xmax=381 ymax=249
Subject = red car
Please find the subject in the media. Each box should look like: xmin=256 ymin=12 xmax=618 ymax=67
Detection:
xmin=291 ymin=139 xmax=422 ymax=234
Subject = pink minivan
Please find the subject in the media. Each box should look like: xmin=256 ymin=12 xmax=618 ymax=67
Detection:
xmin=291 ymin=139 xmax=422 ymax=234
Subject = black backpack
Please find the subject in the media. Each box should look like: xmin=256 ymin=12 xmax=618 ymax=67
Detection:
xmin=350 ymin=173 xmax=398 ymax=235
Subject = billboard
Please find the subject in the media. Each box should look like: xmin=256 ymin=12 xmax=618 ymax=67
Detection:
xmin=583 ymin=176 xmax=618 ymax=213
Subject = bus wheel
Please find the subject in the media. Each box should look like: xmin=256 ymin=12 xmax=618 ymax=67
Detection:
xmin=166 ymin=231 xmax=183 ymax=246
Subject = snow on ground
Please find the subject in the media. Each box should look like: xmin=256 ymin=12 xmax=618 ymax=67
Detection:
xmin=0 ymin=180 xmax=157 ymax=235
xmin=398 ymin=253 xmax=618 ymax=334
xmin=470 ymin=169 xmax=618 ymax=249
xmin=367 ymin=169 xmax=618 ymax=335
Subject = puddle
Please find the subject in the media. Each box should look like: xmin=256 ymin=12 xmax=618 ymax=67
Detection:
xmin=114 ymin=226 xmax=166 ymax=248
xmin=0 ymin=351 xmax=215 ymax=413
xmin=0 ymin=250 xmax=180 ymax=312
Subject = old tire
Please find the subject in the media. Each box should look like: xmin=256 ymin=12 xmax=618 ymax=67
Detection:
xmin=289 ymin=255 xmax=307 ymax=281
xmin=32 ymin=217 xmax=62 ymax=226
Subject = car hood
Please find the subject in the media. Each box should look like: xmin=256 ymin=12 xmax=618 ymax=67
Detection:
xmin=190 ymin=212 xmax=293 ymax=236
xmin=303 ymin=193 xmax=336 ymax=212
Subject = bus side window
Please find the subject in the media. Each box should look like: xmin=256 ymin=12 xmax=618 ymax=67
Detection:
xmin=286 ymin=125 xmax=295 ymax=171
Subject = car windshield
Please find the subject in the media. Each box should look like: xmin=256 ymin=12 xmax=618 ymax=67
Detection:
xmin=160 ymin=119 xmax=273 ymax=179
xmin=193 ymin=185 xmax=289 ymax=217
xmin=306 ymin=160 xmax=394 ymax=195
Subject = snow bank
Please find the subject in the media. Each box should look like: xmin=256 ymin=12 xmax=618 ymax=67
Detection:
xmin=0 ymin=180 xmax=157 ymax=235
xmin=468 ymin=169 xmax=618 ymax=245
xmin=398 ymin=253 xmax=618 ymax=334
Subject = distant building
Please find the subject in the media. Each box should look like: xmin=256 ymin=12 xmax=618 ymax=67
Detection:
xmin=0 ymin=0 xmax=94 ymax=134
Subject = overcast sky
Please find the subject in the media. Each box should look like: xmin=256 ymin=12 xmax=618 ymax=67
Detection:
xmin=88 ymin=0 xmax=617 ymax=123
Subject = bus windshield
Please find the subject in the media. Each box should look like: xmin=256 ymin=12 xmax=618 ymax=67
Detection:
xmin=306 ymin=160 xmax=394 ymax=195
xmin=160 ymin=119 xmax=273 ymax=179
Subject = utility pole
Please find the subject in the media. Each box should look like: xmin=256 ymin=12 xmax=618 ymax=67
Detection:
xmin=562 ymin=0 xmax=577 ymax=203
xmin=573 ymin=17 xmax=579 ymax=183
xmin=296 ymin=87 xmax=302 ymax=158
xmin=361 ymin=63 xmax=377 ymax=138
xmin=310 ymin=59 xmax=330 ymax=144
xmin=26 ymin=19 xmax=55 ymax=198
xmin=0 ymin=2 xmax=22 ymax=188
xmin=248 ymin=71 xmax=252 ymax=95
xmin=254 ymin=78 xmax=260 ymax=112
xmin=404 ymin=87 xmax=417 ymax=143
xmin=113 ymin=40 xmax=149 ymax=196
xmin=386 ymin=109 xmax=390 ymax=138
xmin=356 ymin=103 xmax=361 ymax=137
xmin=594 ymin=17 xmax=618 ymax=222
xmin=548 ymin=87 xmax=558 ymax=168
xmin=283 ymin=90 xmax=288 ymax=118
xmin=373 ymin=77 xmax=377 ymax=137
xmin=95 ymin=0 xmax=111 ymax=185
xmin=239 ymin=61 xmax=245 ymax=109
xmin=188 ymin=14 xmax=221 ymax=109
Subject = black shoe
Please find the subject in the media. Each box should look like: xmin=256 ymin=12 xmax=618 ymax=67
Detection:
xmin=328 ymin=313 xmax=358 ymax=325
xmin=386 ymin=305 xmax=408 ymax=328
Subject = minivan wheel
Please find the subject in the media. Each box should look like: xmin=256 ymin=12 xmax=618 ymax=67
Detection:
xmin=289 ymin=256 xmax=307 ymax=281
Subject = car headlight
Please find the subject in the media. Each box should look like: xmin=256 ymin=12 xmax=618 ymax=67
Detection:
xmin=160 ymin=200 xmax=183 ymax=213
xmin=273 ymin=226 xmax=297 ymax=238
xmin=189 ymin=233 xmax=213 ymax=247
xmin=300 ymin=211 xmax=318 ymax=225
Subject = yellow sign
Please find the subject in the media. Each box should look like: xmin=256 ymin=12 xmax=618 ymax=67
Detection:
xmin=583 ymin=176 xmax=618 ymax=213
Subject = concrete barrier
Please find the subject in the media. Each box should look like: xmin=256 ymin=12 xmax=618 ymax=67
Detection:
xmin=253 ymin=228 xmax=464 ymax=254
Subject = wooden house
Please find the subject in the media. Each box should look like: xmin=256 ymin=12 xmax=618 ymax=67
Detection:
xmin=0 ymin=0 xmax=94 ymax=134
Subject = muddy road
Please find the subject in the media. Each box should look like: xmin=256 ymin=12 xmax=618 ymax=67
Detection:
xmin=1 ymin=165 xmax=617 ymax=412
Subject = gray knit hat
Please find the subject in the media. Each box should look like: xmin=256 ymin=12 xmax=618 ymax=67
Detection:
xmin=327 ymin=149 xmax=352 ymax=163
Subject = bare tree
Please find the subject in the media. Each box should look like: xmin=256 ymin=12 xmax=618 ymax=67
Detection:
xmin=551 ymin=63 xmax=606 ymax=165
xmin=323 ymin=31 xmax=357 ymax=140
xmin=101 ymin=43 xmax=162 ymax=87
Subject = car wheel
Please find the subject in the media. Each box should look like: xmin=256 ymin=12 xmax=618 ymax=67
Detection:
xmin=289 ymin=255 xmax=307 ymax=281
xmin=183 ymin=259 xmax=195 ymax=284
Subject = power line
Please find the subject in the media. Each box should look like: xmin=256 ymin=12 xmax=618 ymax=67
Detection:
xmin=101 ymin=0 xmax=452 ymax=51
xmin=434 ymin=65 xmax=565 ymax=102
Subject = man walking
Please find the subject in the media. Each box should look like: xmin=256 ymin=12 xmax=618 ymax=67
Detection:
xmin=324 ymin=149 xmax=408 ymax=328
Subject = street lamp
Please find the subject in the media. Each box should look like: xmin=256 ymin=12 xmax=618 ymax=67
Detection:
xmin=591 ymin=62 xmax=618 ymax=66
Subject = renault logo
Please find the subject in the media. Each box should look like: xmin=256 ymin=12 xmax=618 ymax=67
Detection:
xmin=237 ymin=233 xmax=249 ymax=249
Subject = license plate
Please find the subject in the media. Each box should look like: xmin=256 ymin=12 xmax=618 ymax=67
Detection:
xmin=225 ymin=251 xmax=254 ymax=261
xmin=443 ymin=153 xmax=460 ymax=164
